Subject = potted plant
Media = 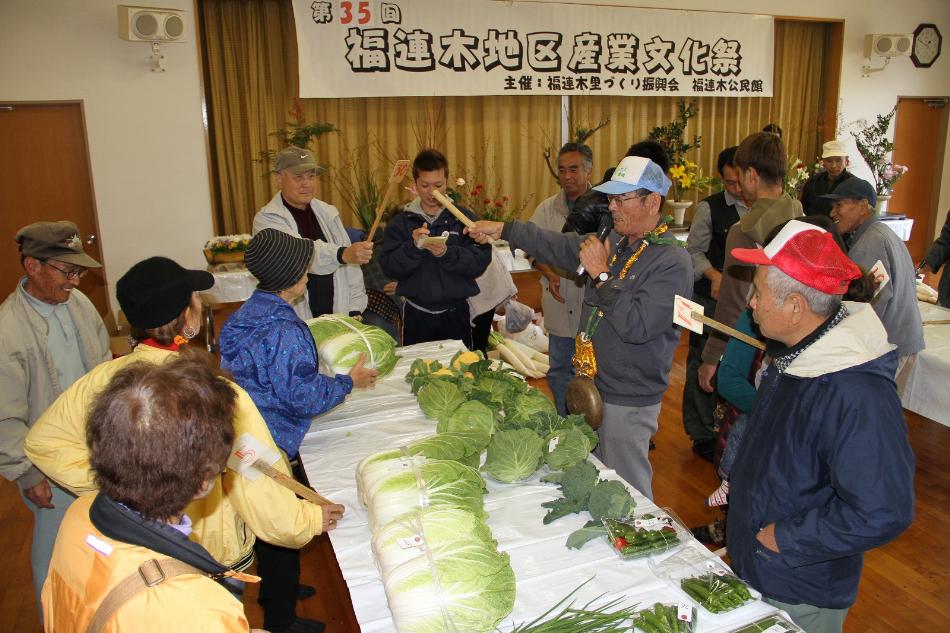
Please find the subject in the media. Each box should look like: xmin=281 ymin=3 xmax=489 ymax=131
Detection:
xmin=648 ymin=100 xmax=706 ymax=224
xmin=851 ymin=105 xmax=909 ymax=214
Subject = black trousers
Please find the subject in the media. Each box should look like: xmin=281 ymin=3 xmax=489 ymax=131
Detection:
xmin=255 ymin=456 xmax=310 ymax=629
xmin=402 ymin=301 xmax=474 ymax=350
xmin=470 ymin=308 xmax=495 ymax=356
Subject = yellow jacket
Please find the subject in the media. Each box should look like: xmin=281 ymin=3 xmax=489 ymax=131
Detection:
xmin=43 ymin=494 xmax=251 ymax=632
xmin=25 ymin=344 xmax=324 ymax=570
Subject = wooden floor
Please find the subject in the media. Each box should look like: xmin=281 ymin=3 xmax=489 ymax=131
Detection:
xmin=2 ymin=332 xmax=948 ymax=632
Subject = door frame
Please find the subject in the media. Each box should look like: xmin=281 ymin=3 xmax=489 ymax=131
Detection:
xmin=0 ymin=99 xmax=112 ymax=317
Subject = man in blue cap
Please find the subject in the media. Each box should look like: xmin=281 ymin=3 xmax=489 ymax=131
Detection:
xmin=823 ymin=177 xmax=924 ymax=392
xmin=468 ymin=156 xmax=692 ymax=499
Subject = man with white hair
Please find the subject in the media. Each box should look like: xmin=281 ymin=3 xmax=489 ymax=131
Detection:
xmin=467 ymin=156 xmax=692 ymax=499
xmin=800 ymin=139 xmax=855 ymax=217
xmin=727 ymin=220 xmax=914 ymax=633
xmin=255 ymin=146 xmax=371 ymax=319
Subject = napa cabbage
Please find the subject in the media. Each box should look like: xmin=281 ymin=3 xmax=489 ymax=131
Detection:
xmin=307 ymin=314 xmax=399 ymax=376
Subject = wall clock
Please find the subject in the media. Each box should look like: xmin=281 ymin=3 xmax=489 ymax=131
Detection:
xmin=912 ymin=23 xmax=942 ymax=68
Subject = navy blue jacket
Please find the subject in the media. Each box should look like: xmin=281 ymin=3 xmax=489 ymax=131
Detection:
xmin=379 ymin=201 xmax=491 ymax=310
xmin=727 ymin=303 xmax=915 ymax=609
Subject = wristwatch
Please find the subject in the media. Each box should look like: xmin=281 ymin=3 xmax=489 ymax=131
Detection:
xmin=596 ymin=271 xmax=611 ymax=284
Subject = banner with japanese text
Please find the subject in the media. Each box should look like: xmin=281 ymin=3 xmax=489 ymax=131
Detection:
xmin=293 ymin=0 xmax=774 ymax=98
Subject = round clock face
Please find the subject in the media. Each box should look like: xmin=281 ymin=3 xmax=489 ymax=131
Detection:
xmin=913 ymin=24 xmax=942 ymax=67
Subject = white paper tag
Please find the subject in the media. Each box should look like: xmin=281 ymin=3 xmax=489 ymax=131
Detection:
xmin=634 ymin=517 xmax=659 ymax=529
xmin=677 ymin=600 xmax=693 ymax=622
xmin=762 ymin=625 xmax=787 ymax=633
xmin=227 ymin=433 xmax=282 ymax=481
xmin=706 ymin=560 xmax=727 ymax=576
xmin=870 ymin=260 xmax=890 ymax=298
xmin=673 ymin=294 xmax=705 ymax=334
xmin=548 ymin=436 xmax=560 ymax=452
xmin=86 ymin=533 xmax=113 ymax=556
xmin=397 ymin=534 xmax=425 ymax=549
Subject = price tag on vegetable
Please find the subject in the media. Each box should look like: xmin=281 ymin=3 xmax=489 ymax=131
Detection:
xmin=762 ymin=625 xmax=787 ymax=633
xmin=677 ymin=600 xmax=693 ymax=622
xmin=397 ymin=534 xmax=425 ymax=549
xmin=548 ymin=436 xmax=560 ymax=452
xmin=706 ymin=560 xmax=727 ymax=576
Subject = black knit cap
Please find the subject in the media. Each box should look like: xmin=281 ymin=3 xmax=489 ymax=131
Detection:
xmin=246 ymin=228 xmax=314 ymax=292
xmin=117 ymin=257 xmax=214 ymax=329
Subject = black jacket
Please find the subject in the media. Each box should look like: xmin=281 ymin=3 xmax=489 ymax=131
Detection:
xmin=380 ymin=202 xmax=491 ymax=310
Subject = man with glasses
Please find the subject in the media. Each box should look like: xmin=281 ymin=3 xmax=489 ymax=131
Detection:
xmin=467 ymin=157 xmax=692 ymax=500
xmin=0 ymin=221 xmax=111 ymax=613
xmin=683 ymin=146 xmax=750 ymax=461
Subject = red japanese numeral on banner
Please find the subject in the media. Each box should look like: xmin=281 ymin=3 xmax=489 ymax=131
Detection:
xmin=340 ymin=1 xmax=371 ymax=25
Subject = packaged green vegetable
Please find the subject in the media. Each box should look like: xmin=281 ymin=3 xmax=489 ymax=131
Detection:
xmin=726 ymin=613 xmax=804 ymax=632
xmin=680 ymin=572 xmax=754 ymax=614
xmin=603 ymin=512 xmax=684 ymax=560
xmin=633 ymin=602 xmax=698 ymax=633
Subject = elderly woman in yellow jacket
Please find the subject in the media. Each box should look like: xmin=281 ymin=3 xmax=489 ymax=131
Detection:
xmin=26 ymin=257 xmax=343 ymax=632
xmin=44 ymin=355 xmax=263 ymax=632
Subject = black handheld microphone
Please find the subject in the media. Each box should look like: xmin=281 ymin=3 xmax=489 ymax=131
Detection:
xmin=576 ymin=213 xmax=613 ymax=277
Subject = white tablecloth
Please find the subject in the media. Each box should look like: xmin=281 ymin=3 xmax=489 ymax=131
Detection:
xmin=200 ymin=264 xmax=258 ymax=304
xmin=879 ymin=216 xmax=914 ymax=241
xmin=298 ymin=341 xmax=781 ymax=632
xmin=902 ymin=302 xmax=950 ymax=426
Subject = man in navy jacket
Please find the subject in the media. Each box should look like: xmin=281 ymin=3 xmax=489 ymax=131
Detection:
xmin=380 ymin=149 xmax=491 ymax=349
xmin=727 ymin=220 xmax=914 ymax=633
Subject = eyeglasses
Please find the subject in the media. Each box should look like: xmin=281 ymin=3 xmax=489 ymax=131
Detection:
xmin=606 ymin=192 xmax=650 ymax=206
xmin=42 ymin=260 xmax=86 ymax=281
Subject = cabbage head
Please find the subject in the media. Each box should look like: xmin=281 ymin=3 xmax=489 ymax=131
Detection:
xmin=482 ymin=428 xmax=544 ymax=483
xmin=383 ymin=533 xmax=515 ymax=633
xmin=500 ymin=390 xmax=557 ymax=429
xmin=436 ymin=400 xmax=495 ymax=451
xmin=417 ymin=380 xmax=465 ymax=421
xmin=307 ymin=314 xmax=398 ymax=376
xmin=543 ymin=426 xmax=593 ymax=471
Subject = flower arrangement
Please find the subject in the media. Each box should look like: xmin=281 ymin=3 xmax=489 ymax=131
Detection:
xmin=257 ymin=98 xmax=338 ymax=176
xmin=648 ymin=100 xmax=706 ymax=201
xmin=784 ymin=158 xmax=811 ymax=197
xmin=447 ymin=177 xmax=528 ymax=223
xmin=203 ymin=234 xmax=252 ymax=265
xmin=204 ymin=234 xmax=251 ymax=253
xmin=850 ymin=105 xmax=908 ymax=196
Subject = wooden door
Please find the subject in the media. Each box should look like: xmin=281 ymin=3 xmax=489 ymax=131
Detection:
xmin=890 ymin=97 xmax=948 ymax=262
xmin=0 ymin=102 xmax=109 ymax=315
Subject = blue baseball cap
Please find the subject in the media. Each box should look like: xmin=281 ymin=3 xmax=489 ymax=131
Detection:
xmin=820 ymin=177 xmax=877 ymax=207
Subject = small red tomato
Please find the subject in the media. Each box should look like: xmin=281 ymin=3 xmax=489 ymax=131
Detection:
xmin=613 ymin=537 xmax=629 ymax=550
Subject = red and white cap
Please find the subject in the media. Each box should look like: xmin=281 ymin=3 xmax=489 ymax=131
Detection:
xmin=731 ymin=220 xmax=861 ymax=295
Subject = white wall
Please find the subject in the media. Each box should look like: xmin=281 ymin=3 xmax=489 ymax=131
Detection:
xmin=1 ymin=0 xmax=948 ymax=313
xmin=0 ymin=0 xmax=213 ymax=313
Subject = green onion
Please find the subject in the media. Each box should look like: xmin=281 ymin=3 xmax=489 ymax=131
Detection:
xmin=504 ymin=578 xmax=638 ymax=632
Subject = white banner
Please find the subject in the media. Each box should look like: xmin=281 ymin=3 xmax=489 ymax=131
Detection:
xmin=293 ymin=0 xmax=774 ymax=98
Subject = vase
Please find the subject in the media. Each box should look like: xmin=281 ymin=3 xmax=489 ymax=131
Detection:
xmin=666 ymin=200 xmax=693 ymax=226
xmin=875 ymin=195 xmax=891 ymax=216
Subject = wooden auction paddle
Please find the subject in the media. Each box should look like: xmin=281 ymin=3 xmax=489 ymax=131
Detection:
xmin=227 ymin=433 xmax=335 ymax=506
xmin=367 ymin=159 xmax=411 ymax=241
xmin=431 ymin=189 xmax=476 ymax=229
xmin=673 ymin=295 xmax=766 ymax=351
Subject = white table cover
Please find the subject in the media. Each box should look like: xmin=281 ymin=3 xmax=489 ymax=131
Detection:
xmin=200 ymin=264 xmax=259 ymax=304
xmin=902 ymin=302 xmax=950 ymax=426
xmin=298 ymin=340 xmax=782 ymax=632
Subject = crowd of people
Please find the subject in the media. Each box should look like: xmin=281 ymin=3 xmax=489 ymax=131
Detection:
xmin=2 ymin=124 xmax=945 ymax=633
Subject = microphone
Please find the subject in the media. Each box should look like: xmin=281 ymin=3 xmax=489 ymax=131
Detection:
xmin=576 ymin=214 xmax=613 ymax=277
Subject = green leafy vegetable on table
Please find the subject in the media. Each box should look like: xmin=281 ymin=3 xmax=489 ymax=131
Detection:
xmin=307 ymin=313 xmax=398 ymax=376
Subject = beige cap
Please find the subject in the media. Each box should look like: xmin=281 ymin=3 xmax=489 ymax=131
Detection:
xmin=821 ymin=140 xmax=849 ymax=159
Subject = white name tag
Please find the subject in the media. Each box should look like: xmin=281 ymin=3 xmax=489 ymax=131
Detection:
xmin=86 ymin=533 xmax=113 ymax=556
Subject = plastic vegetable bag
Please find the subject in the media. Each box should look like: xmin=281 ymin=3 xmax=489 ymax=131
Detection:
xmin=307 ymin=313 xmax=399 ymax=376
xmin=503 ymin=299 xmax=535 ymax=333
xmin=649 ymin=544 xmax=758 ymax=615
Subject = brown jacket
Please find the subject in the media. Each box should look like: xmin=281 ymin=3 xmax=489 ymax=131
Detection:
xmin=701 ymin=193 xmax=803 ymax=365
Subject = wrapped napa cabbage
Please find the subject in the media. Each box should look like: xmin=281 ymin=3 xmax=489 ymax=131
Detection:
xmin=382 ymin=528 xmax=515 ymax=633
xmin=371 ymin=507 xmax=495 ymax=577
xmin=307 ymin=314 xmax=398 ymax=376
xmin=362 ymin=459 xmax=487 ymax=529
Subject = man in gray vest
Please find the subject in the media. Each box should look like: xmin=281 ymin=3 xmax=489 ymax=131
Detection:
xmin=0 ymin=221 xmax=110 ymax=611
xmin=528 ymin=142 xmax=593 ymax=414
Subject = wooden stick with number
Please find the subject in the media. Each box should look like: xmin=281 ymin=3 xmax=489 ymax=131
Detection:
xmin=692 ymin=311 xmax=766 ymax=350
xmin=367 ymin=159 xmax=411 ymax=241
xmin=251 ymin=459 xmax=335 ymax=506
xmin=431 ymin=189 xmax=476 ymax=228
